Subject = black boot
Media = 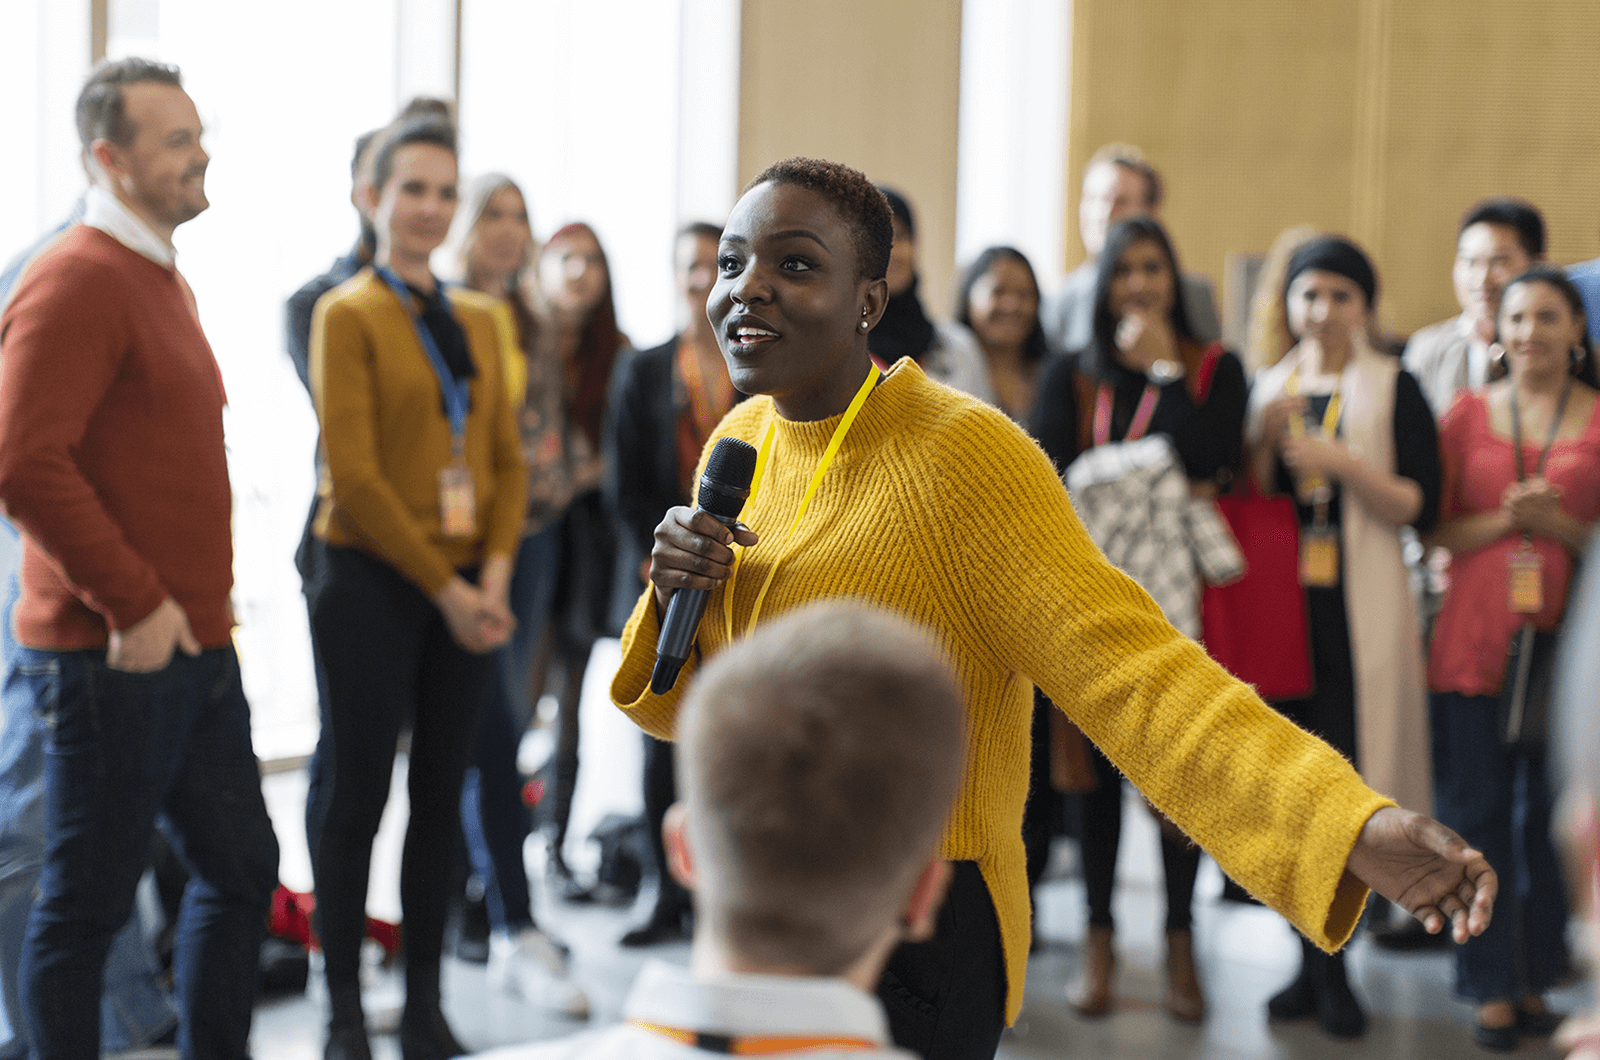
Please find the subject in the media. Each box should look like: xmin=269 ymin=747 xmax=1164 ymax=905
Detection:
xmin=1316 ymin=950 xmax=1367 ymax=1039
xmin=1266 ymin=936 xmax=1318 ymax=1020
xmin=620 ymin=890 xmax=692 ymax=947
xmin=325 ymin=985 xmax=372 ymax=1060
xmin=401 ymin=968 xmax=466 ymax=1060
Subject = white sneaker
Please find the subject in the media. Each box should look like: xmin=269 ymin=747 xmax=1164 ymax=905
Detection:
xmin=487 ymin=929 xmax=591 ymax=1019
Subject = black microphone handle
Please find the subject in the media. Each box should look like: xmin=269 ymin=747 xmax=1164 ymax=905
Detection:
xmin=650 ymin=586 xmax=710 ymax=694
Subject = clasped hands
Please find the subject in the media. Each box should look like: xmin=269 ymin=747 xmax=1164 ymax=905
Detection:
xmin=434 ymin=553 xmax=515 ymax=654
xmin=1262 ymin=394 xmax=1354 ymax=483
xmin=1501 ymin=477 xmax=1565 ymax=537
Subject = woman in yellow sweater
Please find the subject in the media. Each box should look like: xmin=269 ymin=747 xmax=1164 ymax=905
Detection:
xmin=612 ymin=157 xmax=1496 ymax=1060
xmin=307 ymin=117 xmax=526 ymax=1060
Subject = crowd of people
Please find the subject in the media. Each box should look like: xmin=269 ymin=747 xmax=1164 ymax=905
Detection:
xmin=0 ymin=55 xmax=1598 ymax=1060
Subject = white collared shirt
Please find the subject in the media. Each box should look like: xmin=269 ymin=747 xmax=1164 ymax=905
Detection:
xmin=82 ymin=185 xmax=176 ymax=268
xmin=471 ymin=960 xmax=911 ymax=1060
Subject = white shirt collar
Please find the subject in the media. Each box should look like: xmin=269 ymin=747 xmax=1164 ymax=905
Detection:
xmin=623 ymin=960 xmax=892 ymax=1044
xmin=83 ymin=185 xmax=176 ymax=268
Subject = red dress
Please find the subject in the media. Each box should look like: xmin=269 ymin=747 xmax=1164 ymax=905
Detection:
xmin=1428 ymin=389 xmax=1600 ymax=695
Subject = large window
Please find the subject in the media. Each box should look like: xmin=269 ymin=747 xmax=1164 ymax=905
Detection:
xmin=0 ymin=0 xmax=738 ymax=761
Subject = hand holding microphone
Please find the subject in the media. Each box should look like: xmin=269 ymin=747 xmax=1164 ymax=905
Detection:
xmin=649 ymin=437 xmax=760 ymax=693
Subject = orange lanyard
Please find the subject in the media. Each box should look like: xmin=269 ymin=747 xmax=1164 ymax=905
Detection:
xmin=722 ymin=368 xmax=879 ymax=644
xmin=629 ymin=1019 xmax=878 ymax=1055
xmin=679 ymin=336 xmax=736 ymax=442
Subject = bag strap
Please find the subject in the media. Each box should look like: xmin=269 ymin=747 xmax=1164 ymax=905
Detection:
xmin=1191 ymin=342 xmax=1223 ymax=404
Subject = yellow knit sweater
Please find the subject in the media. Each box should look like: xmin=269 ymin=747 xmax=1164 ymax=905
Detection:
xmin=611 ymin=360 xmax=1390 ymax=1022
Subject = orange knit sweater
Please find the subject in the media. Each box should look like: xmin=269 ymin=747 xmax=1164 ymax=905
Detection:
xmin=612 ymin=360 xmax=1390 ymax=1022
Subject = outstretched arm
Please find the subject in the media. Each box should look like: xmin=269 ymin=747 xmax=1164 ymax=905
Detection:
xmin=1344 ymin=806 xmax=1497 ymax=944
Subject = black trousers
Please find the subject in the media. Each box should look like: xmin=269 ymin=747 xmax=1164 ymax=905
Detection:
xmin=308 ymin=546 xmax=493 ymax=1005
xmin=877 ymin=862 xmax=1006 ymax=1060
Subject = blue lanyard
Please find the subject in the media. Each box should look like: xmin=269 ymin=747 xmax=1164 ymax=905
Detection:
xmin=374 ymin=266 xmax=471 ymax=442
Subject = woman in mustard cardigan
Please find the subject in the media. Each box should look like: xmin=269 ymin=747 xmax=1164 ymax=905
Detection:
xmin=307 ymin=117 xmax=526 ymax=1060
xmin=612 ymin=157 xmax=1497 ymax=1060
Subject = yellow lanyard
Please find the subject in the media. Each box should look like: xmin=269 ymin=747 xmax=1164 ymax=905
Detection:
xmin=1284 ymin=359 xmax=1343 ymax=516
xmin=722 ymin=368 xmax=880 ymax=644
xmin=1283 ymin=372 xmax=1343 ymax=439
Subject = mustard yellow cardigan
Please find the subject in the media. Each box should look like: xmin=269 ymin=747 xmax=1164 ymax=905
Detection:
xmin=611 ymin=360 xmax=1390 ymax=1023
xmin=310 ymin=270 xmax=527 ymax=595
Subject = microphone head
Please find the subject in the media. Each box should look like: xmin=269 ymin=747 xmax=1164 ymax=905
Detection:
xmin=698 ymin=437 xmax=758 ymax=519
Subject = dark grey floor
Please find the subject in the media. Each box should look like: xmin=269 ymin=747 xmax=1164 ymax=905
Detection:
xmin=242 ymin=766 xmax=1592 ymax=1060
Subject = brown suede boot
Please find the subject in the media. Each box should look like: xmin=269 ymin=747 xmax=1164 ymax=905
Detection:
xmin=1164 ymin=929 xmax=1205 ymax=1023
xmin=1071 ymin=926 xmax=1115 ymax=1017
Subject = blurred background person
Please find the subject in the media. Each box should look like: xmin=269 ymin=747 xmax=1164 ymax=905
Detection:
xmin=1247 ymin=235 xmax=1441 ymax=1039
xmin=1425 ymin=267 xmax=1598 ymax=1051
xmin=954 ymin=245 xmax=1050 ymax=421
xmin=1243 ymin=225 xmax=1319 ymax=376
xmin=440 ymin=173 xmax=589 ymax=1017
xmin=531 ymin=222 xmax=626 ymax=899
xmin=954 ymin=244 xmax=1069 ymax=948
xmin=603 ymin=221 xmax=740 ymax=948
xmin=868 ymin=185 xmax=994 ymax=401
xmin=1033 ymin=216 xmax=1247 ymax=1024
xmin=306 ymin=116 xmax=526 ymax=1060
xmin=1553 ymin=535 xmax=1600 ymax=1060
xmin=1043 ymin=143 xmax=1220 ymax=356
xmin=1405 ymin=198 xmax=1545 ymax=419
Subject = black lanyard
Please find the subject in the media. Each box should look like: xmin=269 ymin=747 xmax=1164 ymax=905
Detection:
xmin=1509 ymin=373 xmax=1573 ymax=483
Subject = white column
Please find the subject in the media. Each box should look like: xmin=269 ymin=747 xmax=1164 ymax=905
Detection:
xmin=674 ymin=0 xmax=740 ymax=233
xmin=955 ymin=0 xmax=1070 ymax=283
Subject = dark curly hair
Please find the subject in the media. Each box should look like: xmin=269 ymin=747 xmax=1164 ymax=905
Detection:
xmin=745 ymin=158 xmax=893 ymax=282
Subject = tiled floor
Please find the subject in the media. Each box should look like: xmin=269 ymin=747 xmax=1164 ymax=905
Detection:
xmin=247 ymin=640 xmax=1594 ymax=1060
xmin=250 ymin=781 xmax=1593 ymax=1060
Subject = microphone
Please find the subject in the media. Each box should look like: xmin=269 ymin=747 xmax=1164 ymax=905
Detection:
xmin=651 ymin=436 xmax=759 ymax=694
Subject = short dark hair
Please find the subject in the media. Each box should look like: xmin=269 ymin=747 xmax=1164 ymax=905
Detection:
xmin=746 ymin=158 xmax=894 ymax=282
xmin=370 ymin=117 xmax=458 ymax=192
xmin=1086 ymin=143 xmax=1163 ymax=210
xmin=1459 ymin=197 xmax=1546 ymax=259
xmin=75 ymin=57 xmax=183 ymax=152
xmin=955 ymin=246 xmax=1050 ymax=365
xmin=677 ymin=221 xmax=723 ymax=245
xmin=1087 ymin=217 xmax=1194 ymax=372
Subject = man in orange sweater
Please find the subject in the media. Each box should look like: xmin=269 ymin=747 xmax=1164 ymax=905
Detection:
xmin=0 ymin=58 xmax=278 ymax=1060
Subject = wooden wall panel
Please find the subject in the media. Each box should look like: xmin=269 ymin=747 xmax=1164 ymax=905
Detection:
xmin=1067 ymin=0 xmax=1600 ymax=335
xmin=738 ymin=0 xmax=963 ymax=314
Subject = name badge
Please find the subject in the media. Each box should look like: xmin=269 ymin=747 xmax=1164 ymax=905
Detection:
xmin=440 ymin=459 xmax=477 ymax=538
xmin=1508 ymin=548 xmax=1544 ymax=614
xmin=1299 ymin=526 xmax=1340 ymax=587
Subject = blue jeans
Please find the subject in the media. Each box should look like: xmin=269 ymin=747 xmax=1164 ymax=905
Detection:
xmin=0 ymin=571 xmax=177 ymax=1059
xmin=461 ymin=524 xmax=561 ymax=933
xmin=19 ymin=647 xmax=279 ymax=1060
xmin=1430 ymin=691 xmax=1569 ymax=1000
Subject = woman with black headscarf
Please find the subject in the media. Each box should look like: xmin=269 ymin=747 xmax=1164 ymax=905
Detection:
xmin=1248 ymin=235 xmax=1442 ymax=1039
xmin=869 ymin=185 xmax=995 ymax=403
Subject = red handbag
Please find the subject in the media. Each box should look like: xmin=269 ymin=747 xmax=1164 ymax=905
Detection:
xmin=1200 ymin=482 xmax=1314 ymax=701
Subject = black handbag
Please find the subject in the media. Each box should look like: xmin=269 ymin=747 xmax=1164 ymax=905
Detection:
xmin=1498 ymin=624 xmax=1558 ymax=749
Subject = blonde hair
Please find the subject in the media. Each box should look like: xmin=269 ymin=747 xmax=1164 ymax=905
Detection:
xmin=1244 ymin=225 xmax=1318 ymax=372
xmin=678 ymin=602 xmax=966 ymax=974
xmin=440 ymin=172 xmax=533 ymax=292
